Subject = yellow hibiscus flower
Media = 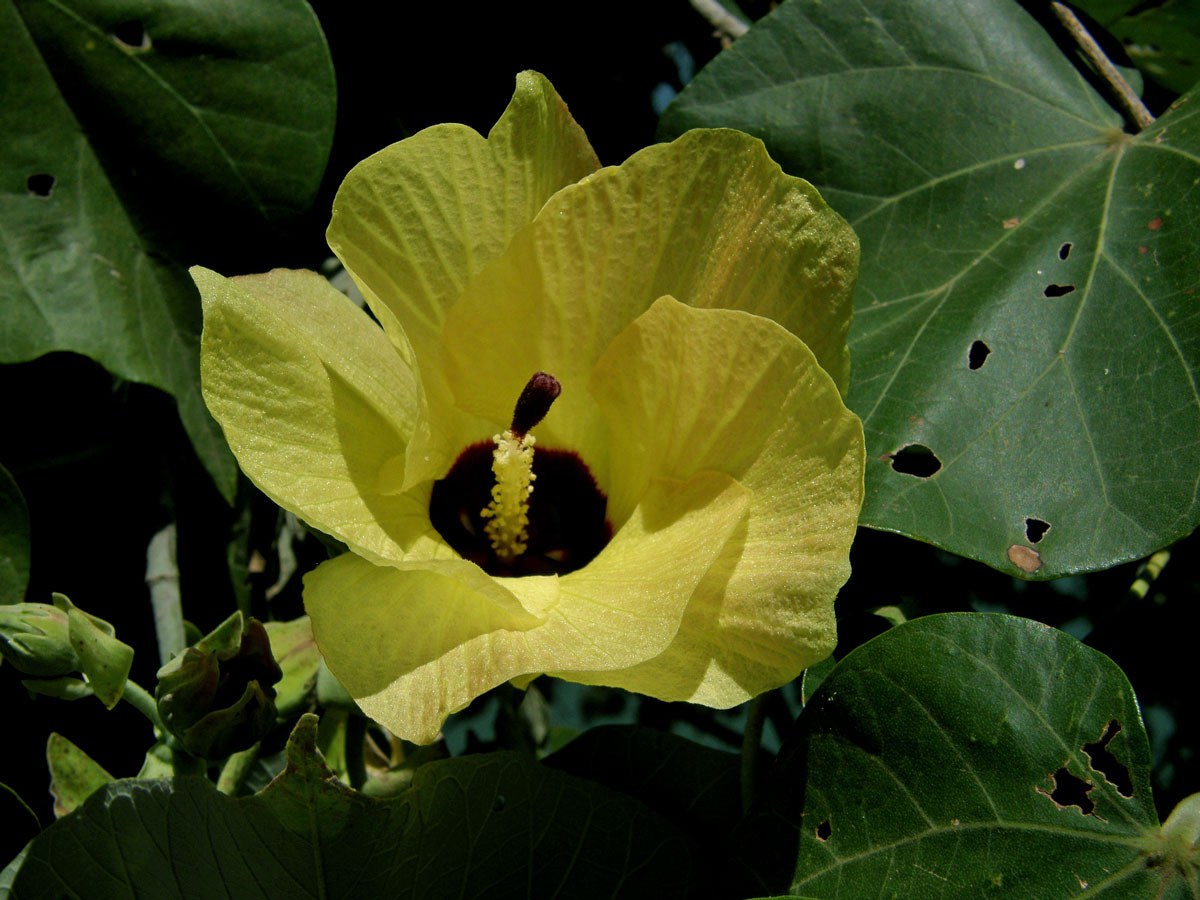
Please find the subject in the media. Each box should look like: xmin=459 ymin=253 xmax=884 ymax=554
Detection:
xmin=192 ymin=71 xmax=864 ymax=744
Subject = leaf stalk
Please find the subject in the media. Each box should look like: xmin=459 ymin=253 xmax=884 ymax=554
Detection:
xmin=120 ymin=678 xmax=167 ymax=734
xmin=1050 ymin=2 xmax=1154 ymax=131
xmin=740 ymin=692 xmax=768 ymax=814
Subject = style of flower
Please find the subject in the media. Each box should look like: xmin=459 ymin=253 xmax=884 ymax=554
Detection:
xmin=193 ymin=72 xmax=864 ymax=744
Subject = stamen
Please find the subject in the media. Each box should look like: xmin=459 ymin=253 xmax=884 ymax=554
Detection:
xmin=481 ymin=373 xmax=561 ymax=561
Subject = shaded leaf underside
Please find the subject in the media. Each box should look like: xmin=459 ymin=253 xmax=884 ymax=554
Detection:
xmin=9 ymin=716 xmax=695 ymax=900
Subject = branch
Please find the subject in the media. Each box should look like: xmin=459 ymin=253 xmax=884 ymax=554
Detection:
xmin=690 ymin=0 xmax=748 ymax=43
xmin=145 ymin=523 xmax=185 ymax=665
xmin=1128 ymin=549 xmax=1170 ymax=600
xmin=1050 ymin=2 xmax=1154 ymax=130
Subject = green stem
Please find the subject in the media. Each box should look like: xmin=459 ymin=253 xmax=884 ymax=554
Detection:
xmin=740 ymin=693 xmax=769 ymax=815
xmin=217 ymin=742 xmax=262 ymax=795
xmin=145 ymin=523 xmax=186 ymax=665
xmin=121 ymin=678 xmax=166 ymax=733
xmin=345 ymin=714 xmax=368 ymax=790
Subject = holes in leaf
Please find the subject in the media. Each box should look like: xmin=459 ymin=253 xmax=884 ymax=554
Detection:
xmin=111 ymin=20 xmax=150 ymax=50
xmin=968 ymin=340 xmax=991 ymax=370
xmin=889 ymin=443 xmax=941 ymax=478
xmin=1024 ymin=517 xmax=1050 ymax=543
xmin=1047 ymin=767 xmax=1095 ymax=815
xmin=1058 ymin=242 xmax=1073 ymax=260
xmin=1043 ymin=283 xmax=1075 ymax=298
xmin=1084 ymin=720 xmax=1133 ymax=798
xmin=815 ymin=820 xmax=831 ymax=841
xmin=26 ymin=174 xmax=55 ymax=196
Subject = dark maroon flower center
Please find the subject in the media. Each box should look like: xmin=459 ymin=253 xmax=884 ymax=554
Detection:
xmin=429 ymin=441 xmax=611 ymax=577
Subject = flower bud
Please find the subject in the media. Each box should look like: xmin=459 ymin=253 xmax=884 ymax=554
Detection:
xmin=0 ymin=603 xmax=79 ymax=678
xmin=155 ymin=612 xmax=282 ymax=759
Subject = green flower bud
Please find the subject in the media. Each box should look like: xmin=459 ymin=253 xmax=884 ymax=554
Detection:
xmin=0 ymin=603 xmax=79 ymax=678
xmin=155 ymin=613 xmax=282 ymax=760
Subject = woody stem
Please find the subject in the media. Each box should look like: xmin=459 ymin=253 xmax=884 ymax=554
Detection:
xmin=1050 ymin=2 xmax=1153 ymax=130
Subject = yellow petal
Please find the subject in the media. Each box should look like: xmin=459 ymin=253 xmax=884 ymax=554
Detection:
xmin=327 ymin=72 xmax=598 ymax=486
xmin=328 ymin=71 xmax=597 ymax=369
xmin=553 ymin=296 xmax=865 ymax=706
xmin=440 ymin=128 xmax=857 ymax=475
xmin=195 ymin=266 xmax=441 ymax=565
xmin=305 ymin=470 xmax=750 ymax=743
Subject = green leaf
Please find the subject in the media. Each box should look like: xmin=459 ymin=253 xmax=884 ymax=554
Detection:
xmin=742 ymin=613 xmax=1191 ymax=899
xmin=1076 ymin=0 xmax=1200 ymax=95
xmin=0 ymin=465 xmax=29 ymax=604
xmin=546 ymin=724 xmax=753 ymax=895
xmin=660 ymin=0 xmax=1200 ymax=578
xmin=46 ymin=733 xmax=114 ymax=818
xmin=136 ymin=740 xmax=175 ymax=779
xmin=13 ymin=0 xmax=335 ymax=222
xmin=1112 ymin=1 xmax=1200 ymax=96
xmin=0 ymin=0 xmax=236 ymax=499
xmin=1072 ymin=0 xmax=1141 ymax=23
xmin=10 ymin=714 xmax=697 ymax=899
xmin=2 ymin=0 xmax=337 ymax=502
xmin=51 ymin=593 xmax=133 ymax=709
xmin=547 ymin=724 xmax=742 ymax=839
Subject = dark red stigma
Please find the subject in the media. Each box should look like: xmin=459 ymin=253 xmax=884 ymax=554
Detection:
xmin=510 ymin=372 xmax=561 ymax=438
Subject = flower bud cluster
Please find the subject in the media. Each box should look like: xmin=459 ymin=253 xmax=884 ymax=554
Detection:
xmin=155 ymin=613 xmax=283 ymax=759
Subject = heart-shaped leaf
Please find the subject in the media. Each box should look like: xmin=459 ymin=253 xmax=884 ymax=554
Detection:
xmin=13 ymin=0 xmax=336 ymax=222
xmin=660 ymin=0 xmax=1200 ymax=577
xmin=8 ymin=714 xmax=697 ymax=899
xmin=738 ymin=613 xmax=1187 ymax=899
xmin=1 ymin=0 xmax=336 ymax=500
